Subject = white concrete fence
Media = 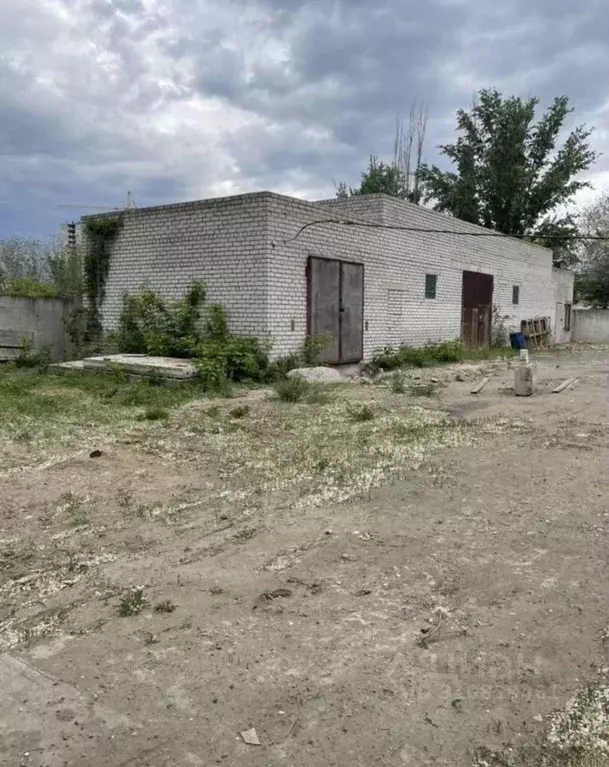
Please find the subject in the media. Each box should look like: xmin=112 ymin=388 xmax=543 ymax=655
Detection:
xmin=0 ymin=296 xmax=74 ymax=361
xmin=572 ymin=309 xmax=609 ymax=344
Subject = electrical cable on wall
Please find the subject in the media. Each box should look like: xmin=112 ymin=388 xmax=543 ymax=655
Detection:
xmin=281 ymin=218 xmax=609 ymax=246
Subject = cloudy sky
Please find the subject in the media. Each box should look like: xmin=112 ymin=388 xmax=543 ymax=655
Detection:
xmin=1 ymin=0 xmax=607 ymax=238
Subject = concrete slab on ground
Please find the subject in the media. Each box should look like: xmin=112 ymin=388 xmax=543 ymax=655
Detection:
xmin=52 ymin=354 xmax=197 ymax=380
xmin=52 ymin=360 xmax=86 ymax=373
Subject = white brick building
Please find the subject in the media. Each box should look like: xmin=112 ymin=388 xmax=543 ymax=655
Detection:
xmin=95 ymin=191 xmax=574 ymax=363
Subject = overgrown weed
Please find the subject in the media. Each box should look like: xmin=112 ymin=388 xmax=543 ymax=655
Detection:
xmin=373 ymin=341 xmax=513 ymax=372
xmin=348 ymin=403 xmax=376 ymax=422
xmin=274 ymin=377 xmax=310 ymax=403
xmin=118 ymin=589 xmax=148 ymax=617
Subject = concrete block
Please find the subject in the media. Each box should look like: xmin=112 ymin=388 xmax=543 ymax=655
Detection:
xmin=287 ymin=367 xmax=343 ymax=384
xmin=514 ymin=363 xmax=534 ymax=396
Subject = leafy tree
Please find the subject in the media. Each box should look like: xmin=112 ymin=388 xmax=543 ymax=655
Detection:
xmin=337 ymin=156 xmax=406 ymax=199
xmin=0 ymin=235 xmax=82 ymax=298
xmin=575 ymin=192 xmax=609 ymax=308
xmin=0 ymin=236 xmax=54 ymax=283
xmin=419 ymin=89 xmax=598 ymax=263
xmin=531 ymin=214 xmax=580 ymax=269
xmin=337 ymin=101 xmax=428 ymax=203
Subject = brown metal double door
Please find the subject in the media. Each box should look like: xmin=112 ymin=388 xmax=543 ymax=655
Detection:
xmin=461 ymin=270 xmax=493 ymax=348
xmin=307 ymin=256 xmax=364 ymax=364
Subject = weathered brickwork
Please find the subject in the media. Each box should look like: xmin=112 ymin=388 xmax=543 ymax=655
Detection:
xmin=98 ymin=191 xmax=574 ymax=361
xmin=264 ymin=194 xmax=573 ymax=357
xmin=98 ymin=194 xmax=271 ymax=339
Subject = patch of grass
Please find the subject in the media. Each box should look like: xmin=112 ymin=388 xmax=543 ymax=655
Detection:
xmin=0 ymin=351 xmax=515 ymax=544
xmin=130 ymin=389 xmax=490 ymax=514
xmin=57 ymin=492 xmax=88 ymax=526
xmin=313 ymin=456 xmax=330 ymax=473
xmin=134 ymin=503 xmax=154 ymax=519
xmin=14 ymin=428 xmax=32 ymax=442
xmin=348 ymin=403 xmax=375 ymax=422
xmin=139 ymin=406 xmax=170 ymax=421
xmin=465 ymin=347 xmax=516 ymax=361
xmin=229 ymin=404 xmax=250 ymax=419
xmin=0 ymin=367 xmax=220 ymax=438
xmin=116 ymin=489 xmax=133 ymax=512
xmin=274 ymin=377 xmax=310 ymax=403
xmin=305 ymin=384 xmax=333 ymax=405
xmin=0 ymin=373 xmax=66 ymax=417
xmin=107 ymin=362 xmax=128 ymax=383
xmin=547 ymin=684 xmax=609 ymax=759
xmin=373 ymin=341 xmax=513 ymax=372
xmin=15 ymin=338 xmax=51 ymax=370
xmin=145 ymin=369 xmax=165 ymax=387
xmin=154 ymin=600 xmax=177 ymax=613
xmin=391 ymin=371 xmax=406 ymax=393
xmin=118 ymin=588 xmax=149 ymax=617
xmin=392 ymin=422 xmax=426 ymax=440
xmin=410 ymin=382 xmax=439 ymax=397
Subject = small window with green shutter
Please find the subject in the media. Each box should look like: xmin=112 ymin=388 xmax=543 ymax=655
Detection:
xmin=512 ymin=285 xmax=520 ymax=305
xmin=425 ymin=274 xmax=437 ymax=299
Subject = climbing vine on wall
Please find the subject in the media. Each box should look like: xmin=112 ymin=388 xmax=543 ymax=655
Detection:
xmin=83 ymin=215 xmax=124 ymax=343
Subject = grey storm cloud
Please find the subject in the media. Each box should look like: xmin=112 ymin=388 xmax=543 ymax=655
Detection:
xmin=0 ymin=0 xmax=607 ymax=237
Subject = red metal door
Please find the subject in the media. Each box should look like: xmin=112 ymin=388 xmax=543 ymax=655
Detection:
xmin=461 ymin=271 xmax=493 ymax=348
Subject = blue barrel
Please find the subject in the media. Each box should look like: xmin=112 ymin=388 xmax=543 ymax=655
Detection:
xmin=510 ymin=332 xmax=526 ymax=350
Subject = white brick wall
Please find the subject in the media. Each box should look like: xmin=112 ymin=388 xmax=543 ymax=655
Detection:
xmin=97 ymin=191 xmax=574 ymax=361
xmin=96 ymin=194 xmax=271 ymax=338
xmin=266 ymin=194 xmax=571 ymax=358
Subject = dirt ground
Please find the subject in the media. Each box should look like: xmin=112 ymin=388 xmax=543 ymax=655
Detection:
xmin=1 ymin=346 xmax=608 ymax=766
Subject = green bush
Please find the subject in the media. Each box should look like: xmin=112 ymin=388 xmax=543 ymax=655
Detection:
xmin=373 ymin=345 xmax=427 ymax=370
xmin=274 ymin=377 xmax=310 ymax=403
xmin=206 ymin=303 xmax=229 ymax=340
xmin=195 ymin=351 xmax=228 ymax=393
xmin=115 ymin=284 xmax=343 ymax=393
xmin=116 ymin=283 xmax=272 ymax=392
xmin=348 ymin=403 xmax=375 ymax=422
xmin=140 ymin=407 xmax=169 ymax=421
xmin=391 ymin=371 xmax=406 ymax=393
xmin=229 ymin=404 xmax=250 ymax=419
xmin=195 ymin=336 xmax=269 ymax=390
xmin=429 ymin=341 xmax=464 ymax=363
xmin=301 ymin=333 xmax=331 ymax=366
xmin=0 ymin=277 xmax=61 ymax=299
xmin=145 ymin=369 xmax=164 ymax=387
xmin=266 ymin=353 xmax=301 ymax=381
xmin=118 ymin=588 xmax=148 ymax=617
xmin=116 ymin=282 xmax=205 ymax=357
xmin=372 ymin=340 xmax=486 ymax=370
xmin=15 ymin=338 xmax=51 ymax=370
